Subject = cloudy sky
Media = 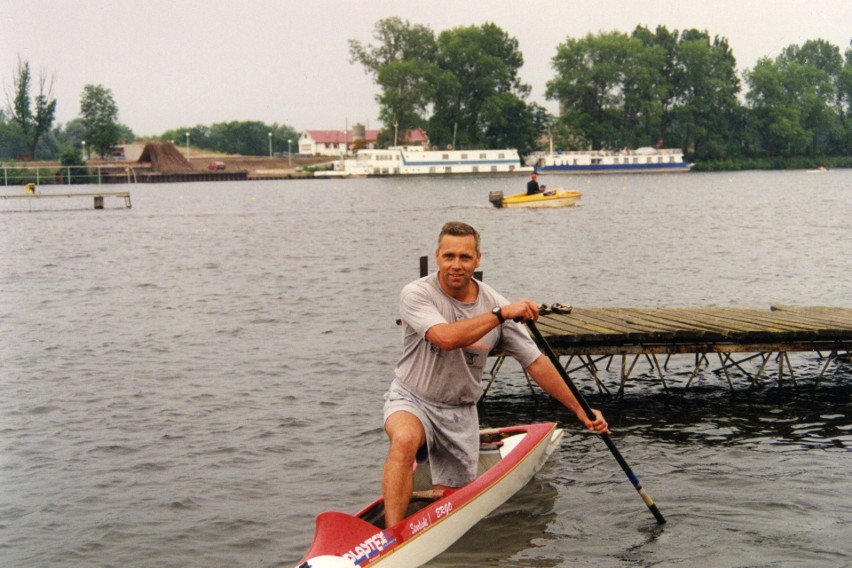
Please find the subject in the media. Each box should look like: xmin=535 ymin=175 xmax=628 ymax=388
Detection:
xmin=4 ymin=0 xmax=850 ymax=137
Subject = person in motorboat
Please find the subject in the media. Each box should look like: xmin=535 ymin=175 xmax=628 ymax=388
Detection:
xmin=382 ymin=221 xmax=609 ymax=528
xmin=526 ymin=173 xmax=541 ymax=194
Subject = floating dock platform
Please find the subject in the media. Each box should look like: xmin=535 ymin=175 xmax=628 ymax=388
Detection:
xmin=485 ymin=305 xmax=852 ymax=397
xmin=1 ymin=191 xmax=132 ymax=209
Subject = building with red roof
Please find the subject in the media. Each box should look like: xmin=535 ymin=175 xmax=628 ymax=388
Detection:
xmin=299 ymin=125 xmax=428 ymax=156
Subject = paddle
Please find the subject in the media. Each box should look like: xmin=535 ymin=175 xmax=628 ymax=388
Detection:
xmin=526 ymin=319 xmax=667 ymax=525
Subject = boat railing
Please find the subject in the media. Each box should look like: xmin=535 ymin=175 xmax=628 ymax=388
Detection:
xmin=537 ymin=148 xmax=683 ymax=158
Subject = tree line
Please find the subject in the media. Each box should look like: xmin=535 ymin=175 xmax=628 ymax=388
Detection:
xmin=1 ymin=58 xmax=299 ymax=164
xmin=4 ymin=21 xmax=851 ymax=168
xmin=157 ymin=122 xmax=300 ymax=158
xmin=351 ymin=18 xmax=852 ymax=165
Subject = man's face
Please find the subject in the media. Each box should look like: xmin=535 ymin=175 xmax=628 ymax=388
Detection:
xmin=435 ymin=234 xmax=481 ymax=294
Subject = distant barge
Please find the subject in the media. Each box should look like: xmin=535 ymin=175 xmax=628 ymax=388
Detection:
xmin=528 ymin=147 xmax=691 ymax=174
xmin=314 ymin=146 xmax=532 ymax=177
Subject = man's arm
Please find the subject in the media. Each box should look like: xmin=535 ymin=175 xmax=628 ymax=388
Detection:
xmin=425 ymin=299 xmax=541 ymax=351
xmin=525 ymin=355 xmax=609 ymax=433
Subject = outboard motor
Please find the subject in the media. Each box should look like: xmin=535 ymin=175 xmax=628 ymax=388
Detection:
xmin=488 ymin=191 xmax=504 ymax=208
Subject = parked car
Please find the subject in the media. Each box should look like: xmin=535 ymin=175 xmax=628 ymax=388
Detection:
xmin=208 ymin=161 xmax=226 ymax=170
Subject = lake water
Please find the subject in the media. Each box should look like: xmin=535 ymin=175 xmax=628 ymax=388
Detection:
xmin=0 ymin=170 xmax=850 ymax=567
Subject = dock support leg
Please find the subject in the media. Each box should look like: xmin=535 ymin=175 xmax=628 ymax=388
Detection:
xmin=480 ymin=355 xmax=506 ymax=400
xmin=779 ymin=352 xmax=798 ymax=389
xmin=647 ymin=354 xmax=670 ymax=395
xmin=582 ymin=355 xmax=611 ymax=396
xmin=716 ymin=353 xmax=736 ymax=391
xmin=617 ymin=354 xmax=641 ymax=399
xmin=684 ymin=353 xmax=709 ymax=391
xmin=521 ymin=369 xmax=536 ymax=396
xmin=749 ymin=353 xmax=772 ymax=390
xmin=815 ymin=351 xmax=837 ymax=387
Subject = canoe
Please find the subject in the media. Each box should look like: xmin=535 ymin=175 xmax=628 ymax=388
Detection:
xmin=295 ymin=422 xmax=565 ymax=568
xmin=489 ymin=189 xmax=582 ymax=208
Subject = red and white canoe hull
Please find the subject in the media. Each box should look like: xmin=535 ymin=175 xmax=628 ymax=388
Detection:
xmin=296 ymin=423 xmax=564 ymax=568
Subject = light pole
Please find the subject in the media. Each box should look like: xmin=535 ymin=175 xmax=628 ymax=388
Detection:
xmin=288 ymin=139 xmax=292 ymax=167
xmin=81 ymin=140 xmax=87 ymax=160
xmin=185 ymin=132 xmax=190 ymax=157
xmin=268 ymin=132 xmax=272 ymax=158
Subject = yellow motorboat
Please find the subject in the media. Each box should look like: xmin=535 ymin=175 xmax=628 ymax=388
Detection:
xmin=489 ymin=188 xmax=582 ymax=209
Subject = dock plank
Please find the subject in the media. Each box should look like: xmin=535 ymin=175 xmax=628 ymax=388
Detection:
xmin=487 ymin=304 xmax=851 ymax=396
xmin=535 ymin=305 xmax=852 ymax=351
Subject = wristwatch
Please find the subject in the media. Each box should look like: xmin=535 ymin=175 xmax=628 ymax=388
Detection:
xmin=491 ymin=306 xmax=505 ymax=324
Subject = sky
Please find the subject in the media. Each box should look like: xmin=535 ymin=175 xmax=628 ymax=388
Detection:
xmin=3 ymin=0 xmax=850 ymax=137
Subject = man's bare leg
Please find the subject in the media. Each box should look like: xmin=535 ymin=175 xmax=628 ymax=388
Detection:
xmin=382 ymin=411 xmax=425 ymax=528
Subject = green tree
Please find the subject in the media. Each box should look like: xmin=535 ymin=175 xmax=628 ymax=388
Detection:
xmin=157 ymin=121 xmax=298 ymax=156
xmin=80 ymin=84 xmax=120 ymax=157
xmin=350 ymin=18 xmax=438 ymax=142
xmin=548 ymin=28 xmax=743 ymax=159
xmin=351 ymin=19 xmax=540 ymax=151
xmin=58 ymin=145 xmax=88 ymax=184
xmin=547 ymin=31 xmax=643 ymax=150
xmin=632 ymin=25 xmax=679 ymax=145
xmin=53 ymin=118 xmax=86 ymax=150
xmin=5 ymin=57 xmax=57 ymax=159
xmin=671 ymin=31 xmax=743 ymax=160
xmin=159 ymin=125 xmax=210 ymax=150
xmin=429 ymin=23 xmax=533 ymax=149
xmin=745 ymin=40 xmax=844 ymax=157
xmin=0 ymin=110 xmax=28 ymax=158
xmin=781 ymin=40 xmax=844 ymax=154
xmin=839 ymin=43 xmax=852 ymax=154
xmin=208 ymin=121 xmax=272 ymax=155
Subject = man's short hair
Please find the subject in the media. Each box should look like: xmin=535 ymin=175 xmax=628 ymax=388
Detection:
xmin=438 ymin=221 xmax=480 ymax=253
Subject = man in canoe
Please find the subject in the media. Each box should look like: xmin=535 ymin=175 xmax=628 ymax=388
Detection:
xmin=382 ymin=221 xmax=609 ymax=528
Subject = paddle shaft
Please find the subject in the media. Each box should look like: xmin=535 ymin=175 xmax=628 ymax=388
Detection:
xmin=527 ymin=320 xmax=666 ymax=525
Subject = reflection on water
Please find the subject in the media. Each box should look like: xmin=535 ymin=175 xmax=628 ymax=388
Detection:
xmin=426 ymin=478 xmax=560 ymax=567
xmin=480 ymin=358 xmax=852 ymax=452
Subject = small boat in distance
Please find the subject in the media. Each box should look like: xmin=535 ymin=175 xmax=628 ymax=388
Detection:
xmin=528 ymin=146 xmax=691 ymax=174
xmin=314 ymin=146 xmax=533 ymax=177
xmin=489 ymin=188 xmax=582 ymax=209
xmin=295 ymin=423 xmax=564 ymax=568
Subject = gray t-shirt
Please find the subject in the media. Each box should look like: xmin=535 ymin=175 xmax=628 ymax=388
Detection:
xmin=395 ymin=273 xmax=542 ymax=405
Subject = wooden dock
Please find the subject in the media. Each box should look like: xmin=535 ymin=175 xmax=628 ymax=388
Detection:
xmin=1 ymin=191 xmax=132 ymax=209
xmin=485 ymin=305 xmax=852 ymax=397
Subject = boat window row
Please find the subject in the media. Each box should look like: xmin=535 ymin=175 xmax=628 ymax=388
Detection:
xmin=610 ymin=156 xmax=679 ymax=164
xmin=558 ymin=155 xmax=680 ymax=166
xmin=439 ymin=153 xmax=507 ymax=160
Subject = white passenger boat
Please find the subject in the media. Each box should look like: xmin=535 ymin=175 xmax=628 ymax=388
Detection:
xmin=314 ymin=146 xmax=533 ymax=177
xmin=527 ymin=146 xmax=691 ymax=174
xmin=295 ymin=423 xmax=564 ymax=567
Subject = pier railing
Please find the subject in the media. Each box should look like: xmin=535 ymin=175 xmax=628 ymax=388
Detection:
xmin=1 ymin=164 xmax=138 ymax=186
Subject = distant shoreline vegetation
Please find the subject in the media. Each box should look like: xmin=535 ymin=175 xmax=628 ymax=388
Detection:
xmin=690 ymin=156 xmax=852 ymax=172
xmin=3 ymin=21 xmax=851 ymax=168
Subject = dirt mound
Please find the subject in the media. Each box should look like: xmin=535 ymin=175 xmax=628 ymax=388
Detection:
xmin=137 ymin=142 xmax=194 ymax=173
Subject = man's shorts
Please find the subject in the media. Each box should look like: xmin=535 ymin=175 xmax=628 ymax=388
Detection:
xmin=383 ymin=379 xmax=479 ymax=488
